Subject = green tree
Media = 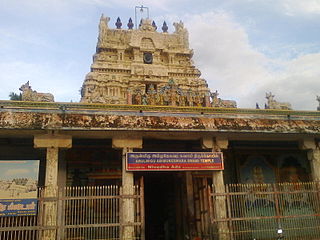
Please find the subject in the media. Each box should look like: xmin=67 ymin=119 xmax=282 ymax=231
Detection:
xmin=9 ymin=92 xmax=22 ymax=101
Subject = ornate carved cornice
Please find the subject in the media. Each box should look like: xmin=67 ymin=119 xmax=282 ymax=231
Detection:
xmin=1 ymin=100 xmax=320 ymax=117
xmin=1 ymin=105 xmax=319 ymax=134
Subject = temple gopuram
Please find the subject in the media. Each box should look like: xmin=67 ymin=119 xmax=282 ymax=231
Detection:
xmin=80 ymin=16 xmax=235 ymax=108
xmin=0 ymin=13 xmax=320 ymax=240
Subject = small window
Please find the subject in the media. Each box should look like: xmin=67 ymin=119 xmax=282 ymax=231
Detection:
xmin=143 ymin=52 xmax=153 ymax=64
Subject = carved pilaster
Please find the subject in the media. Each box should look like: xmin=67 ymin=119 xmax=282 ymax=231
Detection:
xmin=34 ymin=134 xmax=72 ymax=194
xmin=45 ymin=147 xmax=59 ymax=197
xmin=308 ymin=149 xmax=320 ymax=181
xmin=112 ymin=137 xmax=142 ymax=239
xmin=300 ymin=138 xmax=320 ymax=181
xmin=127 ymin=88 xmax=133 ymax=105
xmin=202 ymin=137 xmax=230 ymax=240
xmin=34 ymin=133 xmax=72 ymax=240
xmin=121 ymin=147 xmax=135 ymax=239
xmin=213 ymin=138 xmax=229 ymax=240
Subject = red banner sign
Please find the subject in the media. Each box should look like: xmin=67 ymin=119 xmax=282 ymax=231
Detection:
xmin=126 ymin=152 xmax=224 ymax=171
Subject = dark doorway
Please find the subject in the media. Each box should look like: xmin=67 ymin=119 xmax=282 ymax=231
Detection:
xmin=143 ymin=173 xmax=184 ymax=240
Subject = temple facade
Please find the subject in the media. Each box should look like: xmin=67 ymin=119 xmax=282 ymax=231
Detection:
xmin=0 ymin=15 xmax=320 ymax=240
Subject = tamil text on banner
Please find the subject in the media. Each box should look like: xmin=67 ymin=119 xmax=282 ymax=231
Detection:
xmin=0 ymin=160 xmax=39 ymax=217
xmin=126 ymin=152 xmax=223 ymax=171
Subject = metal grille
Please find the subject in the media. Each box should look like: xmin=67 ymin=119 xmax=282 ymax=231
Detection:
xmin=0 ymin=215 xmax=40 ymax=239
xmin=0 ymin=187 xmax=44 ymax=240
xmin=0 ymin=185 xmax=144 ymax=240
xmin=209 ymin=182 xmax=320 ymax=240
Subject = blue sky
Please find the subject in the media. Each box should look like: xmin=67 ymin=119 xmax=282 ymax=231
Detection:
xmin=0 ymin=0 xmax=320 ymax=110
xmin=0 ymin=160 xmax=39 ymax=181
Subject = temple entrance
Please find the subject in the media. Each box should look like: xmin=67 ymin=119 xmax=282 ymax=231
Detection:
xmin=142 ymin=172 xmax=186 ymax=240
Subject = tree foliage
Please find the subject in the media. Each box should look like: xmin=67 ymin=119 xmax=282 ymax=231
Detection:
xmin=9 ymin=92 xmax=22 ymax=101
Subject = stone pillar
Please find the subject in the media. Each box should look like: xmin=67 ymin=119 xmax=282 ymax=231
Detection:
xmin=112 ymin=137 xmax=143 ymax=240
xmin=202 ymin=137 xmax=230 ymax=240
xmin=34 ymin=133 xmax=72 ymax=240
xmin=300 ymin=138 xmax=320 ymax=181
xmin=309 ymin=149 xmax=320 ymax=181
xmin=133 ymin=49 xmax=140 ymax=62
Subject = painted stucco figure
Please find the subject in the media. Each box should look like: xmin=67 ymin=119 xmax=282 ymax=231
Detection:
xmin=265 ymin=92 xmax=292 ymax=110
xmin=19 ymin=81 xmax=54 ymax=102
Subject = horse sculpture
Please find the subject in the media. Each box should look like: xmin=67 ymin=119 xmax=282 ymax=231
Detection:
xmin=19 ymin=81 xmax=54 ymax=102
xmin=265 ymin=92 xmax=291 ymax=110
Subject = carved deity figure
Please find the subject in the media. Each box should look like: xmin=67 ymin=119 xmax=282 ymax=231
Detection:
xmin=186 ymin=91 xmax=194 ymax=106
xmin=179 ymin=94 xmax=186 ymax=106
xmin=133 ymin=91 xmax=142 ymax=105
xmin=142 ymin=95 xmax=148 ymax=105
xmin=98 ymin=14 xmax=110 ymax=46
xmin=173 ymin=21 xmax=184 ymax=33
xmin=194 ymin=93 xmax=202 ymax=107
xmin=163 ymin=91 xmax=170 ymax=105
xmin=173 ymin=21 xmax=189 ymax=48
xmin=169 ymin=90 xmax=177 ymax=106
xmin=19 ymin=81 xmax=54 ymax=102
xmin=147 ymin=85 xmax=156 ymax=105
xmin=139 ymin=19 xmax=156 ymax=31
xmin=317 ymin=96 xmax=320 ymax=111
xmin=265 ymin=92 xmax=292 ymax=110
xmin=84 ymin=85 xmax=104 ymax=103
xmin=158 ymin=93 xmax=164 ymax=105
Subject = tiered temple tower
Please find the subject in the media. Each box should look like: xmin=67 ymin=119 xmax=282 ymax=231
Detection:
xmin=80 ymin=16 xmax=212 ymax=107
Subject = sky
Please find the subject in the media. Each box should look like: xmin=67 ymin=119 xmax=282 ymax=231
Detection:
xmin=0 ymin=160 xmax=39 ymax=181
xmin=0 ymin=0 xmax=320 ymax=110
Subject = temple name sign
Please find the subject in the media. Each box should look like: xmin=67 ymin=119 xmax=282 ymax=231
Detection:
xmin=126 ymin=152 xmax=224 ymax=171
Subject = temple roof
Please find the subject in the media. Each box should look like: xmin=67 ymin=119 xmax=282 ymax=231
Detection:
xmin=1 ymin=101 xmax=319 ymax=136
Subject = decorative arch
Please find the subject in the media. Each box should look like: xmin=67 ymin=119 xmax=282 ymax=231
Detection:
xmin=140 ymin=37 xmax=155 ymax=50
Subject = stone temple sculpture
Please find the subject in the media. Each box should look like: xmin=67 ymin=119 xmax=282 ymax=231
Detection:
xmin=211 ymin=90 xmax=237 ymax=108
xmin=131 ymin=79 xmax=210 ymax=107
xmin=19 ymin=81 xmax=54 ymax=102
xmin=265 ymin=92 xmax=291 ymax=110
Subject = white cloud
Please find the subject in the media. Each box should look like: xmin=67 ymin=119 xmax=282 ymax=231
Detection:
xmin=282 ymin=0 xmax=320 ymax=15
xmin=2 ymin=0 xmax=179 ymax=13
xmin=180 ymin=11 xmax=320 ymax=110
xmin=79 ymin=0 xmax=184 ymax=11
xmin=1 ymin=0 xmax=90 ymax=31
xmin=255 ymin=53 xmax=320 ymax=110
xmin=223 ymin=0 xmax=320 ymax=16
xmin=0 ymin=28 xmax=49 ymax=49
xmin=0 ymin=2 xmax=319 ymax=110
xmin=184 ymin=12 xmax=272 ymax=106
